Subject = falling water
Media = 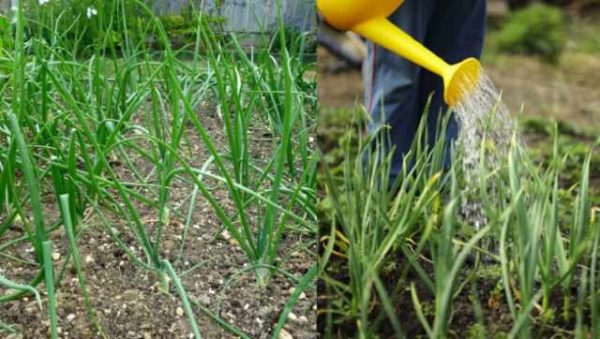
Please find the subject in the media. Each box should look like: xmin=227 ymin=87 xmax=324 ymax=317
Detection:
xmin=451 ymin=73 xmax=516 ymax=229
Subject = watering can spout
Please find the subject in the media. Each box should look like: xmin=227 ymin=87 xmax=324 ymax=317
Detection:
xmin=443 ymin=58 xmax=481 ymax=107
xmin=317 ymin=0 xmax=481 ymax=106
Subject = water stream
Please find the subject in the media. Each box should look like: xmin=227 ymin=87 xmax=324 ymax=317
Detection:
xmin=451 ymin=72 xmax=516 ymax=229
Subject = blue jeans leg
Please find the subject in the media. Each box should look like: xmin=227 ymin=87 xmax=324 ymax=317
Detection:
xmin=418 ymin=0 xmax=487 ymax=166
xmin=364 ymin=0 xmax=486 ymax=181
xmin=363 ymin=0 xmax=436 ymax=183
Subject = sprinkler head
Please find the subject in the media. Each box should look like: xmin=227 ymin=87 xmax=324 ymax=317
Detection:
xmin=443 ymin=58 xmax=481 ymax=107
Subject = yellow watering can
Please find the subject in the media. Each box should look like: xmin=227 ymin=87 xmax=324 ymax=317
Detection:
xmin=317 ymin=0 xmax=481 ymax=106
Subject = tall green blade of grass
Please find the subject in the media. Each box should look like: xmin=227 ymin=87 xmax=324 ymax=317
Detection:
xmin=0 ymin=144 xmax=17 ymax=238
xmin=591 ymin=216 xmax=600 ymax=338
xmin=42 ymin=241 xmax=58 ymax=339
xmin=506 ymin=137 xmax=539 ymax=337
xmin=256 ymin=3 xmax=297 ymax=281
xmin=161 ymin=260 xmax=202 ymax=339
xmin=7 ymin=113 xmax=47 ymax=259
xmin=272 ymin=265 xmax=317 ymax=339
xmin=59 ymin=194 xmax=105 ymax=337
xmin=557 ymin=152 xmax=592 ymax=321
xmin=575 ymin=266 xmax=588 ymax=339
xmin=12 ymin=0 xmax=25 ymax=120
xmin=0 ymin=273 xmax=41 ymax=307
xmin=430 ymin=171 xmax=491 ymax=338
xmin=540 ymin=128 xmax=563 ymax=312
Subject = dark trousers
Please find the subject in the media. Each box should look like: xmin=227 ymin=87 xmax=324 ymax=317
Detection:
xmin=363 ymin=0 xmax=486 ymax=180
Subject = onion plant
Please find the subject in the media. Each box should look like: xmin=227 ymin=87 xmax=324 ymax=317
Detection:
xmin=319 ymin=106 xmax=598 ymax=338
xmin=1 ymin=0 xmax=316 ymax=336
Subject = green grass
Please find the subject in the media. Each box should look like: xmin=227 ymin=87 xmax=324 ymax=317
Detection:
xmin=0 ymin=0 xmax=316 ymax=337
xmin=483 ymin=12 xmax=600 ymax=65
xmin=318 ymin=107 xmax=600 ymax=338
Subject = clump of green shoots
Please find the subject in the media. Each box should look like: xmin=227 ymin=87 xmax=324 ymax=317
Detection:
xmin=319 ymin=106 xmax=598 ymax=338
xmin=1 ymin=0 xmax=316 ymax=337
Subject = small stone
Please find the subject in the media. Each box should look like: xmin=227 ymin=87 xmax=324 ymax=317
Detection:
xmin=198 ymin=295 xmax=211 ymax=305
xmin=278 ymin=328 xmax=294 ymax=339
xmin=52 ymin=252 xmax=61 ymax=261
xmin=224 ymin=311 xmax=236 ymax=322
xmin=287 ymin=312 xmax=298 ymax=322
xmin=221 ymin=230 xmax=231 ymax=241
xmin=66 ymin=314 xmax=76 ymax=322
xmin=298 ymin=316 xmax=308 ymax=324
xmin=258 ymin=306 xmax=272 ymax=317
xmin=176 ymin=307 xmax=184 ymax=317
xmin=84 ymin=255 xmax=94 ymax=264
xmin=298 ymin=292 xmax=307 ymax=300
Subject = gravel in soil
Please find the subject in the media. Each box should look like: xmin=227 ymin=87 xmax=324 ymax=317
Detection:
xmin=0 ymin=101 xmax=316 ymax=338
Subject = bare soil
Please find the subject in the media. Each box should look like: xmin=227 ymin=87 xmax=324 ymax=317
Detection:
xmin=0 ymin=102 xmax=316 ymax=338
xmin=318 ymin=49 xmax=364 ymax=110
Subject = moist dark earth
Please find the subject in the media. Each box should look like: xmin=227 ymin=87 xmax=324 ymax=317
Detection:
xmin=317 ymin=7 xmax=600 ymax=333
xmin=0 ymin=101 xmax=317 ymax=338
